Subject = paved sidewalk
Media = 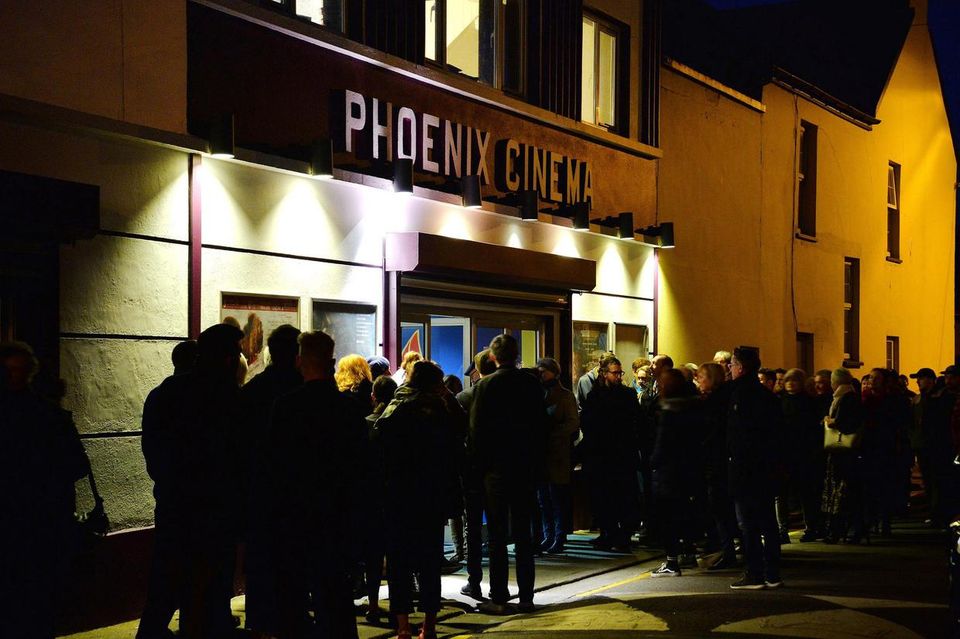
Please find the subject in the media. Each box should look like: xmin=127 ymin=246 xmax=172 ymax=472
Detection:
xmin=59 ymin=533 xmax=661 ymax=639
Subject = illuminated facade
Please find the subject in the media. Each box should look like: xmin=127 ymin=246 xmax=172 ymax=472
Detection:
xmin=0 ymin=0 xmax=662 ymax=626
xmin=657 ymin=0 xmax=956 ymax=378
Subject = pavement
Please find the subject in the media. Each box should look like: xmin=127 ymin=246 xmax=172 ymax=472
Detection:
xmin=59 ymin=520 xmax=954 ymax=638
xmin=59 ymin=533 xmax=660 ymax=639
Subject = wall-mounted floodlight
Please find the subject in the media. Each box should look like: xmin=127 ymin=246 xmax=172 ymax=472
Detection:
xmin=209 ymin=114 xmax=235 ymax=159
xmin=635 ymin=222 xmax=675 ymax=248
xmin=573 ymin=202 xmax=591 ymax=231
xmin=462 ymin=175 xmax=482 ymax=208
xmin=393 ymin=158 xmax=414 ymax=195
xmin=310 ymin=138 xmax=334 ymax=179
xmin=520 ymin=189 xmax=539 ymax=221
xmin=617 ymin=212 xmax=634 ymax=239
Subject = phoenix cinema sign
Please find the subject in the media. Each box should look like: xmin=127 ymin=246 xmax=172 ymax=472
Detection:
xmin=335 ymin=89 xmax=594 ymax=206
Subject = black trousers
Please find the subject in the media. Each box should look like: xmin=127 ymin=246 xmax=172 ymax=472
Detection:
xmin=484 ymin=472 xmax=535 ymax=604
xmin=386 ymin=517 xmax=444 ymax=614
xmin=275 ymin=543 xmax=358 ymax=639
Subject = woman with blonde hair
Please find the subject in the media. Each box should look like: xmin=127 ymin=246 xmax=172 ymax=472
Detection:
xmin=391 ymin=351 xmax=423 ymax=386
xmin=336 ymin=354 xmax=374 ymax=415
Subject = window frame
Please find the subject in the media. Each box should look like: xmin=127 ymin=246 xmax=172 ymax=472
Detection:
xmin=885 ymin=336 xmax=900 ymax=371
xmin=424 ymin=0 xmax=526 ymax=97
xmin=581 ymin=10 xmax=628 ymax=134
xmin=257 ymin=0 xmax=346 ymax=32
xmin=843 ymin=257 xmax=861 ymax=368
xmin=887 ymin=161 xmax=901 ymax=263
xmin=796 ymin=120 xmax=818 ymax=239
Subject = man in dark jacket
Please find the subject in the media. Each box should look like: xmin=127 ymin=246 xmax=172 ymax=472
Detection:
xmin=239 ymin=324 xmax=302 ymax=637
xmin=456 ymin=349 xmax=497 ymax=599
xmin=268 ymin=330 xmax=365 ymax=639
xmin=580 ymin=354 xmax=642 ymax=552
xmin=469 ymin=335 xmax=546 ymax=613
xmin=726 ymin=346 xmax=783 ymax=590
xmin=138 ymin=324 xmax=244 ymax=639
xmin=1 ymin=341 xmax=91 ymax=639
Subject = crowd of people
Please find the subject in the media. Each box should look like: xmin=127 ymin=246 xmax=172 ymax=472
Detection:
xmin=2 ymin=327 xmax=958 ymax=639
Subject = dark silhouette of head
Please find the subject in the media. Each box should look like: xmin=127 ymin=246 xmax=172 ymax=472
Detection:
xmin=172 ymin=340 xmax=198 ymax=375
xmin=197 ymin=324 xmax=243 ymax=380
xmin=267 ymin=324 xmax=301 ymax=369
xmin=408 ymin=360 xmax=444 ymax=390
xmin=489 ymin=334 xmax=519 ymax=367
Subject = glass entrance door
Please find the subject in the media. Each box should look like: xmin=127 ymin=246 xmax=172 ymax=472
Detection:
xmin=474 ymin=320 xmax=542 ymax=368
xmin=402 ymin=314 xmax=472 ymax=386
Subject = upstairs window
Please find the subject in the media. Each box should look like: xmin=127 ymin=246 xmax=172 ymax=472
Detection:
xmin=797 ymin=120 xmax=817 ymax=237
xmin=885 ymin=336 xmax=899 ymax=371
xmin=581 ymin=13 xmax=620 ymax=130
xmin=263 ymin=0 xmax=344 ymax=30
xmin=425 ymin=0 xmax=524 ymax=94
xmin=843 ymin=257 xmax=861 ymax=366
xmin=887 ymin=162 xmax=901 ymax=261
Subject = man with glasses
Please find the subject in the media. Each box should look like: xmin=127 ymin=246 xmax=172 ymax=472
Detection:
xmin=580 ymin=354 xmax=643 ymax=552
xmin=726 ymin=346 xmax=783 ymax=590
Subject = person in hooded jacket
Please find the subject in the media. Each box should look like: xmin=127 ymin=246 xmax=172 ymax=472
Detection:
xmin=649 ymin=369 xmax=704 ymax=577
xmin=374 ymin=360 xmax=465 ymax=639
xmin=580 ymin=354 xmax=642 ymax=552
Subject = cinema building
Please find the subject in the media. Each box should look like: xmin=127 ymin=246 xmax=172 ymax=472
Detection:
xmin=0 ymin=0 xmax=954 ymax=629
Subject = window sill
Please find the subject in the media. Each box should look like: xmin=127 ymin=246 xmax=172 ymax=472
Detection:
xmin=795 ymin=232 xmax=817 ymax=243
xmin=885 ymin=256 xmax=903 ymax=264
xmin=842 ymin=359 xmax=863 ymax=370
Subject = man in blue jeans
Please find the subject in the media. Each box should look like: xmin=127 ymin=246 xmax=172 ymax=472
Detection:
xmin=468 ymin=334 xmax=547 ymax=613
xmin=725 ymin=346 xmax=783 ymax=589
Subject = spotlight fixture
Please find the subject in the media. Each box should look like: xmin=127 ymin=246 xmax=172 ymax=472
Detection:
xmin=310 ymin=138 xmax=334 ymax=179
xmin=617 ymin=212 xmax=634 ymax=239
xmin=635 ymin=222 xmax=676 ymax=248
xmin=461 ymin=175 xmax=482 ymax=208
xmin=520 ymin=189 xmax=539 ymax=221
xmin=393 ymin=158 xmax=413 ymax=195
xmin=209 ymin=114 xmax=235 ymax=159
xmin=573 ymin=202 xmax=591 ymax=231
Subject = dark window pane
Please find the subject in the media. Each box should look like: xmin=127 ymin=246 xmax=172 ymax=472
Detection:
xmin=502 ymin=0 xmax=523 ymax=93
xmin=478 ymin=0 xmax=496 ymax=85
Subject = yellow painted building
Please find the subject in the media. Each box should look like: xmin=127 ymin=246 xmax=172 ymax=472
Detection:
xmin=659 ymin=0 xmax=956 ymax=380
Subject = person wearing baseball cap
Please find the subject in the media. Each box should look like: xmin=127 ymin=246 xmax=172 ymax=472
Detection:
xmin=909 ymin=367 xmax=939 ymax=523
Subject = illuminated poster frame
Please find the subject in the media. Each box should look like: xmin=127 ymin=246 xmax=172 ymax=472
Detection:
xmin=312 ymin=299 xmax=378 ymax=360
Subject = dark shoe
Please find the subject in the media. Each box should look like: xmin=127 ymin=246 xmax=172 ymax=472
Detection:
xmin=779 ymin=530 xmax=791 ymax=544
xmin=650 ymin=562 xmax=681 ymax=577
xmin=764 ymin=577 xmax=784 ymax=589
xmin=799 ymin=530 xmax=821 ymax=543
xmin=517 ymin=601 xmax=536 ymax=613
xmin=540 ymin=537 xmax=555 ymax=551
xmin=545 ymin=540 xmax=566 ymax=554
xmin=707 ymin=554 xmax=738 ymax=571
xmin=460 ymin=582 xmax=482 ymax=599
xmin=730 ymin=574 xmax=766 ymax=590
xmin=477 ymin=601 xmax=511 ymax=615
xmin=440 ymin=557 xmax=461 ymax=574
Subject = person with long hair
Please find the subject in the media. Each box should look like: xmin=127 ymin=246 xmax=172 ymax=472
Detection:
xmin=336 ymin=354 xmax=374 ymax=416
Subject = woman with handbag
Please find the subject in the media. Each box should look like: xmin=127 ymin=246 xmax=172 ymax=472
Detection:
xmin=821 ymin=368 xmax=867 ymax=544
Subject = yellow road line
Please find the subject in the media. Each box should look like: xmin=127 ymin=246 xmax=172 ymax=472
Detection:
xmin=575 ymin=571 xmax=653 ymax=598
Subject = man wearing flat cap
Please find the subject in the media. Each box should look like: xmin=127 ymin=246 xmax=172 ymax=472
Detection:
xmin=909 ymin=367 xmax=937 ymax=516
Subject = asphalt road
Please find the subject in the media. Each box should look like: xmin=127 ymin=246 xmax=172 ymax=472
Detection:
xmin=430 ymin=521 xmax=953 ymax=639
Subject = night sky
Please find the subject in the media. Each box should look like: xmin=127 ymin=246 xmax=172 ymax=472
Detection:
xmin=705 ymin=0 xmax=960 ymax=166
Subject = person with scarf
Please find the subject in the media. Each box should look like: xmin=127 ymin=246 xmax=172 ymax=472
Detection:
xmin=821 ymin=368 xmax=866 ymax=544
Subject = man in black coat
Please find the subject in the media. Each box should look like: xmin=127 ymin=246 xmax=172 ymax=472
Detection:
xmin=138 ymin=324 xmax=244 ymax=639
xmin=726 ymin=346 xmax=783 ymax=590
xmin=468 ymin=334 xmax=546 ymax=614
xmin=268 ymin=330 xmax=365 ymax=639
xmin=1 ymin=341 xmax=91 ymax=639
xmin=239 ymin=324 xmax=303 ymax=637
xmin=580 ymin=354 xmax=643 ymax=552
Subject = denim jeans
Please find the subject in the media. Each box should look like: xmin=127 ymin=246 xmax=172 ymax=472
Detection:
xmin=735 ymin=496 xmax=781 ymax=581
xmin=537 ymin=483 xmax=571 ymax=544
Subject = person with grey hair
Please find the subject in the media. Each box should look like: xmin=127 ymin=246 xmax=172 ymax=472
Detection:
xmin=821 ymin=367 xmax=866 ymax=544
